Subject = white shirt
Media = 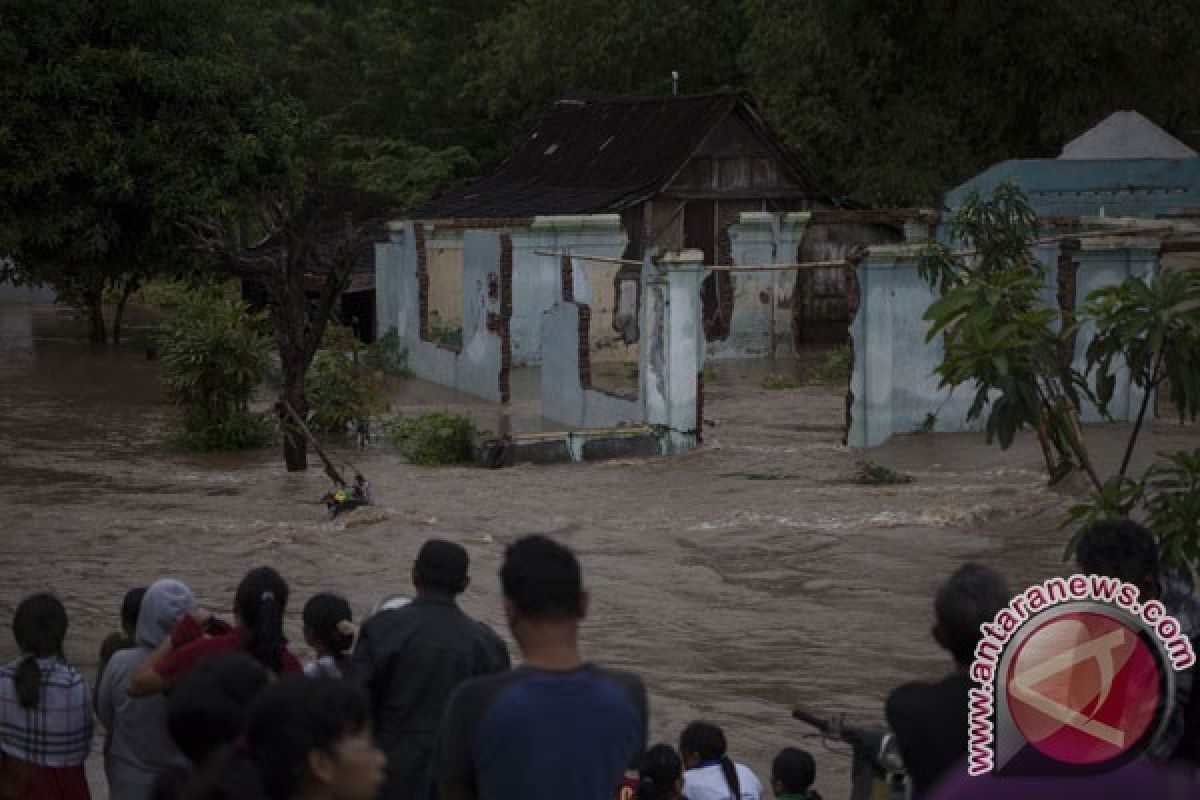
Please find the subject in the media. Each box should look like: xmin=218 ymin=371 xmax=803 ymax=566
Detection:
xmin=303 ymin=655 xmax=343 ymax=679
xmin=683 ymin=762 xmax=763 ymax=800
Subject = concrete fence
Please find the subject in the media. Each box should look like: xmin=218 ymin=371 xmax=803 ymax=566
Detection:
xmin=847 ymin=238 xmax=1159 ymax=448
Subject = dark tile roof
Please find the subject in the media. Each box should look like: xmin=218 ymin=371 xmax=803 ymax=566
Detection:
xmin=410 ymin=91 xmax=814 ymax=219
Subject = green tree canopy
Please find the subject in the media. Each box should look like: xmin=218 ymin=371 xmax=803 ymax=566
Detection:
xmin=740 ymin=0 xmax=1200 ymax=206
xmin=0 ymin=0 xmax=289 ymax=341
xmin=462 ymin=0 xmax=747 ymax=167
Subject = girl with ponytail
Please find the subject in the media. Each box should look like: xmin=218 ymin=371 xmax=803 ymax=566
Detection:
xmin=129 ymin=567 xmax=302 ymax=698
xmin=0 ymin=593 xmax=93 ymax=799
xmin=679 ymin=721 xmax=763 ymax=800
xmin=301 ymin=593 xmax=355 ymax=679
xmin=179 ymin=675 xmax=384 ymax=800
xmin=636 ymin=743 xmax=685 ymax=800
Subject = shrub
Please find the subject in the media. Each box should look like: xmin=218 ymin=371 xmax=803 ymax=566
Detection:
xmin=428 ymin=311 xmax=462 ymax=350
xmin=366 ymin=327 xmax=409 ymax=376
xmin=387 ymin=412 xmax=476 ymax=466
xmin=170 ymin=410 xmax=276 ymax=452
xmin=806 ymin=345 xmax=851 ymax=385
xmin=135 ymin=278 xmax=194 ymax=311
xmin=308 ymin=324 xmax=388 ymax=433
xmin=761 ymin=372 xmax=801 ymax=390
xmin=157 ymin=284 xmax=274 ymax=451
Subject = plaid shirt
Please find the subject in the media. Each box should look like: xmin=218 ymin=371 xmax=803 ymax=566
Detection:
xmin=0 ymin=656 xmax=93 ymax=767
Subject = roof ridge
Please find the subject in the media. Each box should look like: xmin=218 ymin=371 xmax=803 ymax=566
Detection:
xmin=553 ymin=89 xmax=748 ymax=106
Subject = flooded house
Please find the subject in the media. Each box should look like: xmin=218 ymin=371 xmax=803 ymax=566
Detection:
xmin=378 ymin=90 xmax=901 ymax=391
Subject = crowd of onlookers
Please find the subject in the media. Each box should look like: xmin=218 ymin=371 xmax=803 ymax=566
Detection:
xmin=0 ymin=520 xmax=1197 ymax=799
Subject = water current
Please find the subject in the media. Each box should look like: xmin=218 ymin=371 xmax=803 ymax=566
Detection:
xmin=1 ymin=303 xmax=1196 ymax=798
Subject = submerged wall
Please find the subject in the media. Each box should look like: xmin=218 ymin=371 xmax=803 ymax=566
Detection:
xmin=376 ymin=225 xmax=509 ymax=402
xmin=510 ymin=216 xmax=629 ymax=367
xmin=847 ymin=238 xmax=1159 ymax=448
xmin=715 ymin=212 xmax=810 ymax=359
xmin=377 ymin=218 xmax=709 ymax=453
xmin=540 ymin=301 xmax=640 ymax=429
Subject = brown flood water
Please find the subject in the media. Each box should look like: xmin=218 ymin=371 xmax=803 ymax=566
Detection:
xmin=1 ymin=303 xmax=1198 ymax=798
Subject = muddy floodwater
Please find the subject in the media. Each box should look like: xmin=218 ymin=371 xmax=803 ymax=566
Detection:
xmin=2 ymin=303 xmax=1198 ymax=798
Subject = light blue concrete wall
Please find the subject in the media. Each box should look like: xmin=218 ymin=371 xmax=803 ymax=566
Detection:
xmin=540 ymin=302 xmax=640 ymax=429
xmin=376 ymin=216 xmax=627 ymax=399
xmin=848 ymin=241 xmax=1158 ymax=448
xmin=509 ymin=215 xmax=627 ymax=366
xmin=375 ymin=223 xmax=504 ymax=402
xmin=458 ymin=231 xmax=506 ymax=400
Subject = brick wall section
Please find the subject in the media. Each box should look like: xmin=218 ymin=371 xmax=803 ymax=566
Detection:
xmin=414 ymin=223 xmax=430 ymax=341
xmin=561 ymin=254 xmax=574 ymax=302
xmin=498 ymin=235 xmax=514 ymax=403
xmin=577 ymin=304 xmax=594 ymax=390
xmin=1056 ymin=239 xmax=1080 ymax=367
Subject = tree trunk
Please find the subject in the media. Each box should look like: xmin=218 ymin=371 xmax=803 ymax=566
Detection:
xmin=281 ymin=362 xmax=308 ymax=472
xmin=112 ymin=278 xmax=139 ymax=346
xmin=86 ymin=291 xmax=107 ymax=344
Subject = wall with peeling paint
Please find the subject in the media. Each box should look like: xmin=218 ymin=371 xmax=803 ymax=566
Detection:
xmin=847 ymin=239 xmax=1158 ymax=448
xmin=376 ymin=224 xmax=508 ymax=402
xmin=377 ymin=216 xmax=710 ymax=450
xmin=715 ymin=212 xmax=810 ymax=359
xmin=540 ymin=301 xmax=640 ymax=428
xmin=508 ymin=215 xmax=629 ymax=368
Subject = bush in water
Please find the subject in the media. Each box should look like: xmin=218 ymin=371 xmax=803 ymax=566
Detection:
xmin=386 ymin=412 xmax=476 ymax=466
xmin=157 ymin=283 xmax=274 ymax=451
xmin=307 ymin=324 xmax=389 ymax=434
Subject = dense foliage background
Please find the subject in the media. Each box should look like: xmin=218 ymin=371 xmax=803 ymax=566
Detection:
xmin=3 ymin=0 xmax=1199 ymax=329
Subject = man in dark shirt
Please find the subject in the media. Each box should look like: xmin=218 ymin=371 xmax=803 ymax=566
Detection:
xmin=351 ymin=539 xmax=510 ymax=800
xmin=434 ymin=534 xmax=647 ymax=800
xmin=885 ymin=564 xmax=1010 ymax=799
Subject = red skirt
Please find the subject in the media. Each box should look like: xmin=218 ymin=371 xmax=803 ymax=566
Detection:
xmin=0 ymin=754 xmax=90 ymax=800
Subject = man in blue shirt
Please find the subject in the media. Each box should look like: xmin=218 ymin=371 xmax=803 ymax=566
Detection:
xmin=434 ymin=534 xmax=647 ymax=800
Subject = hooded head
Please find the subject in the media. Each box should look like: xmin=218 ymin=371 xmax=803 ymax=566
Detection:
xmin=136 ymin=579 xmax=195 ymax=648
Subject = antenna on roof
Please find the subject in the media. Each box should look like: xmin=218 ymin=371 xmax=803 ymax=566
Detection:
xmin=671 ymin=71 xmax=679 ymax=96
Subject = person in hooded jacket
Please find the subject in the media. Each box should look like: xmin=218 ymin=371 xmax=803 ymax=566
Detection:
xmin=95 ymin=579 xmax=194 ymax=800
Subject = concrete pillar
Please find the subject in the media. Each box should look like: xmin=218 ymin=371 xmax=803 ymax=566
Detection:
xmin=722 ymin=212 xmax=810 ymax=359
xmin=642 ymin=250 xmax=706 ymax=453
xmin=774 ymin=212 xmax=810 ymax=354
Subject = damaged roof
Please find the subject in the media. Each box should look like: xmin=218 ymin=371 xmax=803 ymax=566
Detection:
xmin=409 ymin=91 xmax=815 ymax=219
